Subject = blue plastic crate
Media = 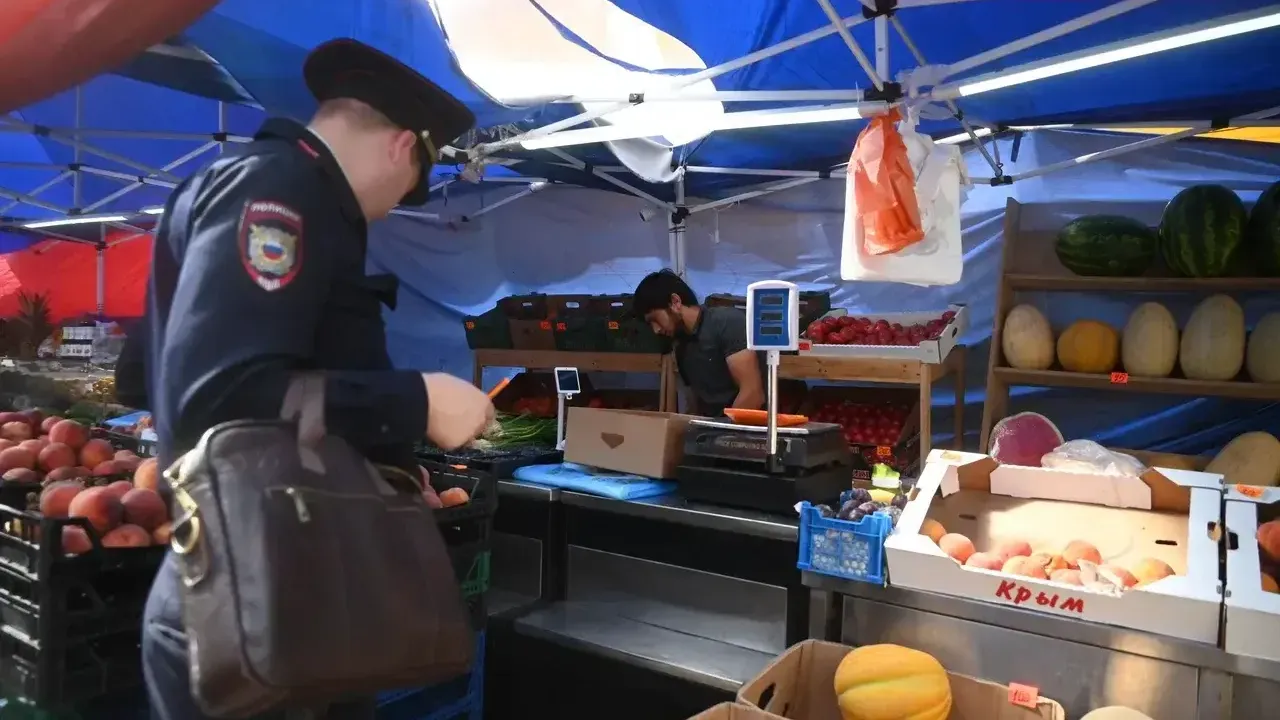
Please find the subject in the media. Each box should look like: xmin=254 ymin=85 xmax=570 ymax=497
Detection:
xmin=796 ymin=502 xmax=891 ymax=585
xmin=376 ymin=631 xmax=485 ymax=720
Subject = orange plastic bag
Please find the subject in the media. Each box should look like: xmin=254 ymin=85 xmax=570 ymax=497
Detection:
xmin=850 ymin=108 xmax=925 ymax=255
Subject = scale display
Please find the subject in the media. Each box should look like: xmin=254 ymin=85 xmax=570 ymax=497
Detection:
xmin=745 ymin=280 xmax=799 ymax=351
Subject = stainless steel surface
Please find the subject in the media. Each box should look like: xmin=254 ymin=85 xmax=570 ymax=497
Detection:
xmin=560 ymin=490 xmax=798 ymax=541
xmin=766 ymin=350 xmax=779 ymax=459
xmin=492 ymin=532 xmax=543 ymax=599
xmin=514 ymin=600 xmax=774 ymax=692
xmin=1197 ymin=669 xmax=1233 ymax=720
xmin=488 ymin=588 xmax=538 ymax=617
xmin=1230 ymin=673 xmax=1280 ymax=718
xmin=568 ymin=546 xmax=787 ymax=656
xmin=688 ymin=418 xmax=815 ymax=434
xmin=841 ymin=595 xmax=1199 ymax=720
xmin=497 ymin=479 xmax=559 ymax=501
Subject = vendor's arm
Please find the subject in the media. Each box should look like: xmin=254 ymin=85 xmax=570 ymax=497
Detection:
xmin=719 ymin=312 xmax=765 ymax=410
xmin=160 ymin=155 xmax=428 ymax=450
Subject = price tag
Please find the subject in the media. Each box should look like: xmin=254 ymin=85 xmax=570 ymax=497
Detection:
xmin=608 ymin=321 xmax=620 ymax=330
xmin=1109 ymin=372 xmax=1129 ymax=384
xmin=464 ymin=321 xmax=476 ymax=330
xmin=555 ymin=322 xmax=567 ymax=331
xmin=798 ymin=340 xmax=812 ymax=351
xmin=539 ymin=321 xmax=552 ymax=331
xmin=1007 ymin=683 xmax=1039 ymax=709
xmin=876 ymin=445 xmax=893 ymax=459
xmin=1236 ymin=484 xmax=1265 ymax=499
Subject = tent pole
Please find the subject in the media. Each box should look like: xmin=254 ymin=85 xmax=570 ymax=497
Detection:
xmin=544 ymin=148 xmax=672 ymax=210
xmin=941 ymin=0 xmax=1157 ymax=81
xmin=689 ymin=177 xmax=821 ymax=215
xmin=673 ymin=174 xmax=687 ymax=277
xmin=475 ymin=10 xmax=873 ymax=153
xmin=874 ymin=16 xmax=889 ymax=80
xmin=686 ymin=166 xmax=829 ymax=179
xmin=73 ymin=87 xmax=82 ymax=212
xmin=83 ymin=141 xmax=218 ymax=213
xmin=218 ymin=102 xmax=226 ymax=155
xmin=813 ymin=0 xmax=883 ymax=89
xmin=547 ymin=90 xmax=866 ymax=104
xmin=464 ymin=182 xmax=548 ymax=220
xmin=0 ymin=187 xmax=69 ymax=214
xmin=96 ymin=228 xmax=105 ymax=318
xmin=0 ymin=124 xmax=250 ymax=143
xmin=0 ymin=117 xmax=180 ymax=181
xmin=0 ymin=171 xmax=71 ymax=215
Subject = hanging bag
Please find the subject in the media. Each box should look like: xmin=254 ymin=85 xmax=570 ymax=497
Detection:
xmin=165 ymin=374 xmax=473 ymax=718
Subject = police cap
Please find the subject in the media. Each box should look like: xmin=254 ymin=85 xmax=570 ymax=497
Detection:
xmin=304 ymin=38 xmax=476 ymax=206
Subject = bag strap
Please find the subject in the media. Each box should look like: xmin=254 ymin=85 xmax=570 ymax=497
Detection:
xmin=281 ymin=374 xmax=326 ymax=447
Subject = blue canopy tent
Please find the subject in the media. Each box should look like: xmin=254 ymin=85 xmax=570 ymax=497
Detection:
xmin=0 ymin=0 xmax=1277 ymax=452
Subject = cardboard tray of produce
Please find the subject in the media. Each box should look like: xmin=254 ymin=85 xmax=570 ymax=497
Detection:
xmin=797 ymin=304 xmax=967 ymax=364
xmin=737 ymin=639 xmax=1065 ymax=720
xmin=1223 ymin=484 xmax=1280 ymax=663
xmin=885 ymin=449 xmax=1224 ymax=643
xmin=802 ymin=386 xmax=920 ymax=481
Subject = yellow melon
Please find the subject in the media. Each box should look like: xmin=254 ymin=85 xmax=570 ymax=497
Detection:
xmin=1121 ymin=302 xmax=1178 ymax=378
xmin=1057 ymin=320 xmax=1119 ymax=373
xmin=1002 ymin=304 xmax=1055 ymax=370
xmin=834 ymin=644 xmax=951 ymax=720
xmin=1180 ymin=294 xmax=1245 ymax=381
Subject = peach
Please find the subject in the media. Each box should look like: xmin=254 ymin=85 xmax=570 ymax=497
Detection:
xmin=1002 ymin=556 xmax=1049 ymax=579
xmin=1257 ymin=520 xmax=1280 ymax=563
xmin=39 ymin=481 xmax=84 ymax=518
xmin=102 ymin=524 xmax=151 ymax=548
xmin=0 ymin=447 xmax=36 ymax=473
xmin=1263 ymin=573 xmax=1279 ymax=594
xmin=1 ymin=422 xmax=33 ymax=442
xmin=44 ymin=466 xmax=87 ymax=484
xmin=0 ymin=439 xmax=14 ymax=452
xmin=1131 ymin=558 xmax=1175 ymax=586
xmin=1028 ymin=552 xmax=1068 ymax=573
xmin=133 ymin=458 xmax=160 ymax=492
xmin=1062 ymin=540 xmax=1103 ymax=569
xmin=37 ymin=443 xmax=77 ymax=473
xmin=61 ymin=526 xmax=92 ymax=555
xmin=152 ymin=522 xmax=172 ymax=545
xmin=104 ymin=480 xmax=134 ymax=499
xmin=439 ymin=487 xmax=470 ymax=508
xmin=938 ymin=533 xmax=976 ymax=563
xmin=113 ymin=451 xmax=141 ymax=472
xmin=920 ymin=518 xmax=947 ymax=544
xmin=0 ymin=412 xmax=24 ymax=427
xmin=92 ymin=461 xmax=126 ymax=477
xmin=40 ymin=416 xmax=62 ymax=434
xmin=2 ymin=467 xmax=40 ymax=485
xmin=993 ymin=539 xmax=1033 ymax=561
xmin=18 ymin=439 xmax=45 ymax=455
xmin=121 ymin=488 xmax=168 ymax=531
xmin=48 ymin=420 xmax=88 ymax=451
xmin=1050 ymin=569 xmax=1084 ymax=586
xmin=964 ymin=552 xmax=1004 ymax=570
xmin=79 ymin=439 xmax=115 ymax=470
xmin=67 ymin=486 xmax=123 ymax=534
xmin=1100 ymin=564 xmax=1138 ymax=589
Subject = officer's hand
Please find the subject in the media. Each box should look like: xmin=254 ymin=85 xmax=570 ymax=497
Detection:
xmin=422 ymin=373 xmax=495 ymax=450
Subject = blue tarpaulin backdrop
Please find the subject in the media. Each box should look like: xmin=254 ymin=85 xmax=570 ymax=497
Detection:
xmin=1 ymin=0 xmax=1278 ymax=454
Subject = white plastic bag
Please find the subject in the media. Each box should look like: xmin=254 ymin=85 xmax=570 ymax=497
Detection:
xmin=1041 ymin=440 xmax=1147 ymax=477
xmin=840 ymin=107 xmax=966 ymax=286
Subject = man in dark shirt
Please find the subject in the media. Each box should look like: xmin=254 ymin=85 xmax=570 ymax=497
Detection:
xmin=632 ymin=270 xmax=764 ymax=417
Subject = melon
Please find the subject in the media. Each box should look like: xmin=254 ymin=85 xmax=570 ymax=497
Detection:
xmin=1057 ymin=320 xmax=1119 ymax=374
xmin=1206 ymin=432 xmax=1280 ymax=487
xmin=989 ymin=412 xmax=1064 ymax=467
xmin=1247 ymin=312 xmax=1280 ymax=383
xmin=1001 ymin=304 xmax=1054 ymax=370
xmin=834 ymin=644 xmax=951 ymax=720
xmin=1245 ymin=179 xmax=1280 ymax=276
xmin=1055 ymin=215 xmax=1158 ymax=277
xmin=1158 ymin=184 xmax=1247 ymax=278
xmin=1180 ymin=294 xmax=1245 ymax=381
xmin=1121 ymin=302 xmax=1178 ymax=378
xmin=1081 ymin=708 xmax=1154 ymax=720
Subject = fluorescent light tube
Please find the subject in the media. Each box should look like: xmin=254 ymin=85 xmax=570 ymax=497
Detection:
xmin=140 ymin=207 xmax=165 ymax=215
xmin=23 ymin=214 xmax=128 ymax=229
xmin=935 ymin=127 xmax=994 ymax=144
xmin=956 ymin=10 xmax=1280 ymax=98
xmin=521 ymin=102 xmax=881 ymax=150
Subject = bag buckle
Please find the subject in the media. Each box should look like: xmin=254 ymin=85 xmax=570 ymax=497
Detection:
xmin=164 ymin=458 xmax=209 ymax=587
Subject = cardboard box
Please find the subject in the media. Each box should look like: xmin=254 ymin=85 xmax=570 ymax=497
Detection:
xmin=737 ymin=640 xmax=1065 ymax=720
xmin=797 ymin=304 xmax=968 ymax=364
xmin=564 ymin=407 xmax=696 ymax=479
xmin=885 ymin=450 xmax=1224 ymax=643
xmin=1223 ymin=484 xmax=1280 ymax=662
xmin=688 ymin=703 xmax=776 ymax=720
xmin=802 ymin=386 xmax=921 ymax=480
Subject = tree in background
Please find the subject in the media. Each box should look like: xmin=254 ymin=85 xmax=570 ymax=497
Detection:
xmin=15 ymin=291 xmax=53 ymax=359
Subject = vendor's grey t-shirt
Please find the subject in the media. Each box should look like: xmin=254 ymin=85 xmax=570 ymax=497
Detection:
xmin=675 ymin=306 xmax=765 ymax=417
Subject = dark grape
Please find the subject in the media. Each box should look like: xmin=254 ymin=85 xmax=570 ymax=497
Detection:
xmin=837 ymin=499 xmax=860 ymax=520
xmin=848 ymin=488 xmax=873 ymax=506
xmin=891 ymin=494 xmax=908 ymax=510
xmin=816 ymin=504 xmax=835 ymax=518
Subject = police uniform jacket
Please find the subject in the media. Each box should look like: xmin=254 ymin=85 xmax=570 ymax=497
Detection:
xmin=141 ymin=117 xmax=427 ymax=472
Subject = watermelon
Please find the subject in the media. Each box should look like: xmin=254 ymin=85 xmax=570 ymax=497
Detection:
xmin=1158 ymin=184 xmax=1246 ymax=278
xmin=988 ymin=412 xmax=1064 ymax=467
xmin=1055 ymin=215 xmax=1158 ymax=277
xmin=1245 ymin=179 xmax=1280 ymax=277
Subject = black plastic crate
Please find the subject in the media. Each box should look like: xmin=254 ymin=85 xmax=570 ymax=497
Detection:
xmin=599 ymin=295 xmax=668 ymax=354
xmin=421 ymin=463 xmax=498 ymax=546
xmin=415 ymin=446 xmax=561 ymax=479
xmin=462 ymin=305 xmax=513 ymax=351
xmin=551 ymin=295 xmax=608 ymax=352
xmin=0 ymin=505 xmax=164 ymax=709
xmin=93 ymin=429 xmax=155 ymax=459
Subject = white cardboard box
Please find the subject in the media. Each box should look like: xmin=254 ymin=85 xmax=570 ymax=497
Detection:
xmin=1223 ymin=485 xmax=1280 ymax=662
xmin=797 ymin=304 xmax=968 ymax=364
xmin=885 ymin=449 xmax=1224 ymax=643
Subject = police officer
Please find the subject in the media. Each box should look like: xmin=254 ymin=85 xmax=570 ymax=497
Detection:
xmin=140 ymin=39 xmax=494 ymax=719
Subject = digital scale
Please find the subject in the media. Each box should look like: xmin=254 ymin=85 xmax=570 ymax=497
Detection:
xmin=675 ymin=281 xmax=850 ymax=514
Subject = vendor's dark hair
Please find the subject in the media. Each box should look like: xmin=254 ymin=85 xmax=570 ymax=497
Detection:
xmin=632 ymin=269 xmax=697 ymax=315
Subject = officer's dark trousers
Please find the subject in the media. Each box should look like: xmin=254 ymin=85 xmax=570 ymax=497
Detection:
xmin=143 ymin=555 xmax=375 ymax=720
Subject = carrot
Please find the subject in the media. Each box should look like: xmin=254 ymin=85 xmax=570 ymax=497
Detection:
xmin=723 ymin=409 xmax=809 ymax=427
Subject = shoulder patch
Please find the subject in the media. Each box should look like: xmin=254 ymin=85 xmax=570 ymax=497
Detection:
xmin=238 ymin=200 xmax=303 ymax=291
